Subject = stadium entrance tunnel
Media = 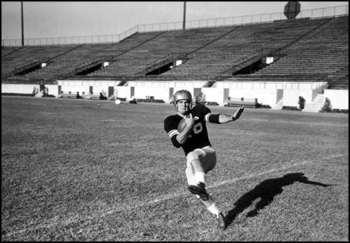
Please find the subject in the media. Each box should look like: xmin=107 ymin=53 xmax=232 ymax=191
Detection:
xmin=76 ymin=62 xmax=107 ymax=75
xmin=232 ymin=55 xmax=284 ymax=75
xmin=16 ymin=62 xmax=47 ymax=75
xmin=232 ymin=58 xmax=267 ymax=75
xmin=146 ymin=62 xmax=172 ymax=75
xmin=146 ymin=59 xmax=183 ymax=75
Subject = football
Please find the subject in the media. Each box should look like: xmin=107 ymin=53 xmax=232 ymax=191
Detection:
xmin=177 ymin=118 xmax=187 ymax=133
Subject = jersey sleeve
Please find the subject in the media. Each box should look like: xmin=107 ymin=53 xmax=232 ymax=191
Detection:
xmin=164 ymin=116 xmax=182 ymax=148
xmin=196 ymin=104 xmax=212 ymax=123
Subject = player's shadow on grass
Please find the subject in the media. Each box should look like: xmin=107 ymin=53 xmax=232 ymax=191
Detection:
xmin=226 ymin=172 xmax=332 ymax=226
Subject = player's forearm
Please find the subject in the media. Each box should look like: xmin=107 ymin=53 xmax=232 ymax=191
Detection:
xmin=176 ymin=126 xmax=192 ymax=144
xmin=219 ymin=114 xmax=234 ymax=123
xmin=217 ymin=106 xmax=244 ymax=123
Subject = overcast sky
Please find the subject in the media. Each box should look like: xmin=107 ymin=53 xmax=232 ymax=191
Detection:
xmin=1 ymin=1 xmax=347 ymax=40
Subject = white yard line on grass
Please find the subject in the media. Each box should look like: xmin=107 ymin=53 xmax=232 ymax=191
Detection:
xmin=207 ymin=154 xmax=344 ymax=189
xmin=4 ymin=153 xmax=346 ymax=238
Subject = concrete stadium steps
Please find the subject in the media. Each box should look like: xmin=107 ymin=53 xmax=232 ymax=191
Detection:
xmin=271 ymin=98 xmax=284 ymax=110
xmin=302 ymin=94 xmax=325 ymax=112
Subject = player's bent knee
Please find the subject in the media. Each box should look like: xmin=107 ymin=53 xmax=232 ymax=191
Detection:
xmin=186 ymin=151 xmax=199 ymax=168
xmin=187 ymin=151 xmax=199 ymax=162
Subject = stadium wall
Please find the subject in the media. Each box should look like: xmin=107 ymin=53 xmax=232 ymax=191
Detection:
xmin=1 ymin=84 xmax=58 ymax=97
xmin=45 ymin=85 xmax=59 ymax=97
xmin=121 ymin=80 xmax=207 ymax=102
xmin=324 ymin=89 xmax=349 ymax=110
xmin=118 ymin=80 xmax=330 ymax=108
xmin=279 ymin=82 xmax=327 ymax=107
xmin=214 ymin=81 xmax=328 ymax=108
xmin=2 ymin=82 xmax=347 ymax=111
xmin=57 ymin=80 xmax=121 ymax=97
xmin=2 ymin=84 xmax=39 ymax=95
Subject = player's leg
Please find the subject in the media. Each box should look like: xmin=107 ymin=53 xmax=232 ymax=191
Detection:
xmin=190 ymin=159 xmax=206 ymax=184
xmin=187 ymin=147 xmax=216 ymax=185
xmin=186 ymin=148 xmax=226 ymax=229
xmin=186 ymin=150 xmax=208 ymax=194
xmin=191 ymin=147 xmax=221 ymax=212
xmin=196 ymin=147 xmax=226 ymax=229
xmin=186 ymin=149 xmax=227 ymax=230
xmin=185 ymin=163 xmax=220 ymax=212
xmin=200 ymin=146 xmax=217 ymax=173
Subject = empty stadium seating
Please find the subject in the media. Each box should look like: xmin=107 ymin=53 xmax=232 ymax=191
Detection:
xmin=1 ymin=15 xmax=348 ymax=90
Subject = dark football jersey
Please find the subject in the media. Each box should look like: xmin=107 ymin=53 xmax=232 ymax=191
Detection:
xmin=164 ymin=104 xmax=212 ymax=156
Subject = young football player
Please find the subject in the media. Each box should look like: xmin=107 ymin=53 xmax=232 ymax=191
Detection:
xmin=164 ymin=89 xmax=244 ymax=230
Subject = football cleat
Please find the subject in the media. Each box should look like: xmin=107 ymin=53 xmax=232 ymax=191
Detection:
xmin=217 ymin=212 xmax=227 ymax=230
xmin=188 ymin=182 xmax=209 ymax=201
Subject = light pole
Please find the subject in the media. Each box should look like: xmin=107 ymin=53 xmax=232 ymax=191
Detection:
xmin=183 ymin=1 xmax=186 ymax=30
xmin=21 ymin=1 xmax=24 ymax=46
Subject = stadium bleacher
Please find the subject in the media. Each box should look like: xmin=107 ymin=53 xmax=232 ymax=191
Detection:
xmin=2 ymin=15 xmax=348 ymax=88
xmin=1 ymin=14 xmax=348 ymax=112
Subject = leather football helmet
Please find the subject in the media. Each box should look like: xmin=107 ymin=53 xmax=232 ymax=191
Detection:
xmin=173 ymin=90 xmax=192 ymax=105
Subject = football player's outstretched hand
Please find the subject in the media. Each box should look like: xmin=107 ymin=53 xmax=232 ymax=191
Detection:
xmin=232 ymin=105 xmax=244 ymax=121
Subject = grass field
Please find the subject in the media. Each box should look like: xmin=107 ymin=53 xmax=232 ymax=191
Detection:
xmin=1 ymin=96 xmax=348 ymax=241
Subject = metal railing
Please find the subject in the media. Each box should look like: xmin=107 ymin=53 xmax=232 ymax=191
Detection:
xmin=2 ymin=5 xmax=348 ymax=47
